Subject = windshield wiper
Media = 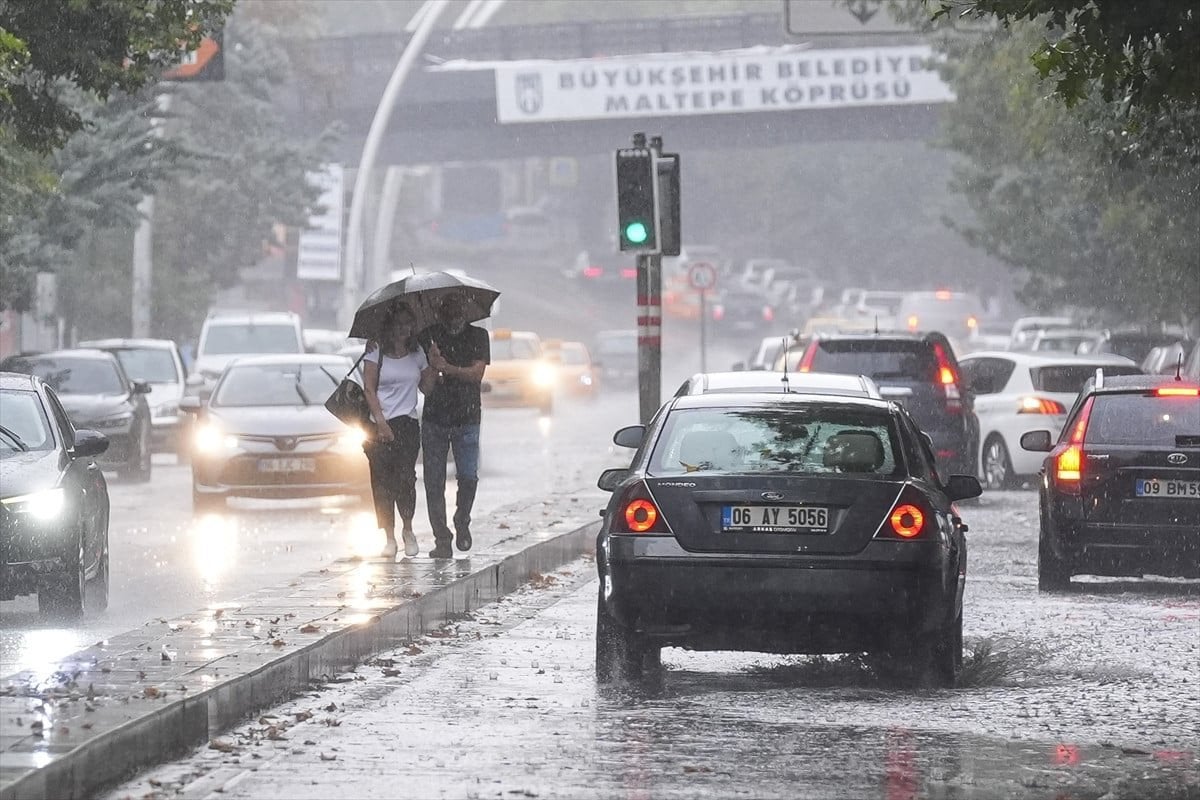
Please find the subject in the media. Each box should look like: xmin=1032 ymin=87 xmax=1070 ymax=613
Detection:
xmin=0 ymin=424 xmax=30 ymax=452
xmin=293 ymin=373 xmax=312 ymax=405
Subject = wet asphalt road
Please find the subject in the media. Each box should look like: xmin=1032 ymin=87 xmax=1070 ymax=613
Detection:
xmin=106 ymin=491 xmax=1199 ymax=800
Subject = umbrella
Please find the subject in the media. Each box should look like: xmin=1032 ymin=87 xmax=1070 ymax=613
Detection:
xmin=349 ymin=270 xmax=501 ymax=340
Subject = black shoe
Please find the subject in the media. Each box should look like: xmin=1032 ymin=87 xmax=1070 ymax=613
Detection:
xmin=428 ymin=544 xmax=453 ymax=559
xmin=455 ymin=525 xmax=472 ymax=552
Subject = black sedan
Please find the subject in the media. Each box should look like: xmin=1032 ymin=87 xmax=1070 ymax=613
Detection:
xmin=1 ymin=349 xmax=153 ymax=481
xmin=1 ymin=372 xmax=111 ymax=617
xmin=1021 ymin=373 xmax=1199 ymax=590
xmin=595 ymin=392 xmax=982 ymax=686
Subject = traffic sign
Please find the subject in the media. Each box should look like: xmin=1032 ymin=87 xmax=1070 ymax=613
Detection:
xmin=688 ymin=261 xmax=717 ymax=291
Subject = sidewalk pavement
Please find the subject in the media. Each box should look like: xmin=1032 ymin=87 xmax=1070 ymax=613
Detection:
xmin=0 ymin=491 xmax=604 ymax=800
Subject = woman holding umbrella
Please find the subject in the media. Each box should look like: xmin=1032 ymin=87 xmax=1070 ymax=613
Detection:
xmin=362 ymin=304 xmax=437 ymax=558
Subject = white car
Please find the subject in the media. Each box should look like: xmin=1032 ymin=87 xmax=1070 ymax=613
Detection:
xmin=188 ymin=311 xmax=306 ymax=398
xmin=960 ymin=351 xmax=1141 ymax=488
xmin=78 ymin=338 xmax=189 ymax=457
xmin=674 ymin=370 xmax=881 ymax=398
xmin=1008 ymin=316 xmax=1076 ymax=350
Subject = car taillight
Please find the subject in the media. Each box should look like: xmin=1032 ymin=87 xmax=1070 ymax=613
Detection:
xmin=907 ymin=315 xmax=919 ymax=331
xmin=889 ymin=504 xmax=925 ymax=538
xmin=1156 ymin=387 xmax=1199 ymax=397
xmin=1053 ymin=396 xmax=1094 ymax=488
xmin=582 ymin=266 xmax=603 ymax=279
xmin=612 ymin=482 xmax=669 ymax=535
xmin=712 ymin=305 xmax=725 ymax=321
xmin=1017 ymin=396 xmax=1067 ymax=415
xmin=620 ymin=268 xmax=637 ymax=279
xmin=762 ymin=305 xmax=774 ymax=322
xmin=624 ymin=499 xmax=658 ymax=532
xmin=932 ymin=342 xmax=962 ymax=411
xmin=798 ymin=344 xmax=817 ymax=373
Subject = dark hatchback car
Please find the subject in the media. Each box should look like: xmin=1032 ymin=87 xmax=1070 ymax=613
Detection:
xmin=1 ymin=349 xmax=153 ymax=481
xmin=595 ymin=393 xmax=982 ymax=687
xmin=789 ymin=333 xmax=979 ymax=477
xmin=1021 ymin=374 xmax=1200 ymax=590
xmin=710 ymin=288 xmax=777 ymax=338
xmin=1 ymin=372 xmax=111 ymax=616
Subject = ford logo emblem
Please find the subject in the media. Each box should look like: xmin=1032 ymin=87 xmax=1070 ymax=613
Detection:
xmin=1167 ymin=453 xmax=1188 ymax=465
xmin=761 ymin=491 xmax=784 ymax=501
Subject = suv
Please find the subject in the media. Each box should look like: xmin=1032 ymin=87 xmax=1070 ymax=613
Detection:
xmin=788 ymin=332 xmax=979 ymax=476
xmin=79 ymin=338 xmax=188 ymax=456
xmin=1020 ymin=374 xmax=1199 ymax=590
xmin=189 ymin=311 xmax=305 ymax=397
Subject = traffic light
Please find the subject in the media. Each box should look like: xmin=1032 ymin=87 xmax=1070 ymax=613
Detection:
xmin=656 ymin=153 xmax=680 ymax=257
xmin=615 ymin=148 xmax=658 ymax=251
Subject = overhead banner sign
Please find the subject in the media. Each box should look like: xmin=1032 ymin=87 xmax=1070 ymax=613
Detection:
xmin=296 ymin=165 xmax=344 ymax=282
xmin=493 ymin=45 xmax=952 ymax=124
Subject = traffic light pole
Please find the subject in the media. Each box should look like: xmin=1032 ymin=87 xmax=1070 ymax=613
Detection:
xmin=636 ymin=251 xmax=662 ymax=424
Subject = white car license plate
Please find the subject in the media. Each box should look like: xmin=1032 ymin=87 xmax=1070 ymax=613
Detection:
xmin=258 ymin=458 xmax=316 ymax=473
xmin=1135 ymin=478 xmax=1200 ymax=498
xmin=722 ymin=505 xmax=829 ymax=533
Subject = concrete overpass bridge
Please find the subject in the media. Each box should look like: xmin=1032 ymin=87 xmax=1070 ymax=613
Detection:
xmin=277 ymin=11 xmax=950 ymax=165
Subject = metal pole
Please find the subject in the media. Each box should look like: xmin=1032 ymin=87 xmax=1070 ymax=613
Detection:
xmin=131 ymin=92 xmax=170 ymax=338
xmin=341 ymin=0 xmax=452 ymax=331
xmin=699 ymin=289 xmax=707 ymax=373
xmin=636 ymin=252 xmax=662 ymax=424
xmin=370 ymin=165 xmax=406 ymax=289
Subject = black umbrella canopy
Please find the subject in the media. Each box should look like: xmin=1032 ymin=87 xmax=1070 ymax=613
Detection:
xmin=350 ymin=271 xmax=500 ymax=340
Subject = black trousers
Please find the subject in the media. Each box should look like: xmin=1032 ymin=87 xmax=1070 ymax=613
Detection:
xmin=364 ymin=416 xmax=420 ymax=531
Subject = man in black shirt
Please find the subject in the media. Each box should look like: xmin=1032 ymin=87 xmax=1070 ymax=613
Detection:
xmin=418 ymin=293 xmax=490 ymax=558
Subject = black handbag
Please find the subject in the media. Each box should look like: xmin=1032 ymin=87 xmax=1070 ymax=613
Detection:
xmin=324 ymin=352 xmax=371 ymax=427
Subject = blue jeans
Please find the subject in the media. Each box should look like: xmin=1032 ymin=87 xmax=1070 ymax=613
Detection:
xmin=421 ymin=420 xmax=480 ymax=543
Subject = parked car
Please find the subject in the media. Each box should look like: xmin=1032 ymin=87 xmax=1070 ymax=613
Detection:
xmin=674 ymin=370 xmax=881 ymax=399
xmin=188 ymin=311 xmax=306 ymax=399
xmin=594 ymin=392 xmax=981 ymax=686
xmin=783 ymin=332 xmax=979 ymax=477
xmin=79 ymin=338 xmax=188 ymax=457
xmin=960 ymin=351 xmax=1142 ymax=489
xmin=182 ymin=354 xmax=370 ymax=511
xmin=1 ymin=372 xmax=110 ymax=616
xmin=1021 ymin=373 xmax=1200 ymax=590
xmin=1 ymin=349 xmax=153 ymax=481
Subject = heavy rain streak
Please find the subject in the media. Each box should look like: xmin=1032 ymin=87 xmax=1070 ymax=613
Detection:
xmin=1 ymin=2 xmax=1197 ymax=799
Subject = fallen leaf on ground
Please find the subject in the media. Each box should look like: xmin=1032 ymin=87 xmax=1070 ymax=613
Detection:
xmin=382 ymin=668 xmax=401 ymax=677
xmin=404 ymin=645 xmax=423 ymax=656
xmin=143 ymin=687 xmax=161 ymax=699
xmin=209 ymin=739 xmax=235 ymax=753
xmin=271 ymin=639 xmax=286 ymax=648
xmin=299 ymin=624 xmax=321 ymax=634
xmin=295 ymin=710 xmax=313 ymax=722
xmin=320 ymin=752 xmax=337 ymax=761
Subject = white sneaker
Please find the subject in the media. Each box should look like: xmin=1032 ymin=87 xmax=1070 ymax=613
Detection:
xmin=401 ymin=530 xmax=419 ymax=558
xmin=380 ymin=540 xmax=398 ymax=559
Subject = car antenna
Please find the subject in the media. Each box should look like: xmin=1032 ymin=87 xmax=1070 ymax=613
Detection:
xmin=874 ymin=315 xmax=879 ymax=335
xmin=780 ymin=336 xmax=791 ymax=393
xmin=1175 ymin=352 xmax=1184 ymax=381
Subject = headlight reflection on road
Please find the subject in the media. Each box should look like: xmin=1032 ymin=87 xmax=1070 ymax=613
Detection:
xmin=190 ymin=513 xmax=239 ymax=591
xmin=18 ymin=628 xmax=88 ymax=690
xmin=537 ymin=415 xmax=553 ymax=438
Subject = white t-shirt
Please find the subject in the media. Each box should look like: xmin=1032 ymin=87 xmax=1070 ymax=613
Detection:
xmin=364 ymin=348 xmax=428 ymax=421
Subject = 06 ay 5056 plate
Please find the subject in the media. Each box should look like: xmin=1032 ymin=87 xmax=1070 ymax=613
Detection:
xmin=722 ymin=505 xmax=829 ymax=533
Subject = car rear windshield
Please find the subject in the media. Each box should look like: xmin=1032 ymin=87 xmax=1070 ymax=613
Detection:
xmin=1084 ymin=393 xmax=1200 ymax=446
xmin=0 ymin=389 xmax=55 ymax=452
xmin=809 ymin=340 xmax=936 ymax=383
xmin=214 ymin=364 xmax=339 ymax=407
xmin=491 ymin=338 xmax=538 ymax=360
xmin=202 ymin=324 xmax=301 ymax=356
xmin=111 ymin=348 xmax=178 ymax=383
xmin=15 ymin=358 xmax=123 ymax=395
xmin=649 ymin=405 xmax=901 ymax=477
xmin=1031 ymin=364 xmax=1142 ymax=393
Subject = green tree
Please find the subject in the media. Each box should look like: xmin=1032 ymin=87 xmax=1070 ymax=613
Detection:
xmin=0 ymin=0 xmax=234 ymax=152
xmin=931 ymin=0 xmax=1200 ymax=112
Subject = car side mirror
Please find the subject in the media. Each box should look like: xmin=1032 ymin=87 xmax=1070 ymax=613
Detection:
xmin=179 ymin=396 xmax=203 ymax=414
xmin=597 ymin=467 xmax=630 ymax=492
xmin=73 ymin=429 xmax=109 ymax=458
xmin=945 ymin=474 xmax=982 ymax=502
xmin=612 ymin=424 xmax=645 ymax=449
xmin=133 ymin=380 xmax=152 ymax=395
xmin=1020 ymin=430 xmax=1054 ymax=452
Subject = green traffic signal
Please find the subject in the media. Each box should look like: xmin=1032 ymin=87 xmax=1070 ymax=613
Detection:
xmin=624 ymin=221 xmax=649 ymax=245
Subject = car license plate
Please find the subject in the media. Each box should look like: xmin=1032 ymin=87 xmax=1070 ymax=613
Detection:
xmin=722 ymin=505 xmax=829 ymax=533
xmin=258 ymin=458 xmax=316 ymax=473
xmin=1135 ymin=478 xmax=1200 ymax=498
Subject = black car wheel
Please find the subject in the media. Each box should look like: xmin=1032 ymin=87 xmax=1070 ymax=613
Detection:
xmin=595 ymin=586 xmax=658 ymax=684
xmin=982 ymin=435 xmax=1016 ymax=490
xmin=121 ymin=419 xmax=152 ymax=483
xmin=886 ymin=611 xmax=961 ymax=689
xmin=1037 ymin=517 xmax=1072 ymax=592
xmin=39 ymin=534 xmax=86 ymax=619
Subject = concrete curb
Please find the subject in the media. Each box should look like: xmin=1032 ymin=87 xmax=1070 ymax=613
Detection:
xmin=2 ymin=520 xmax=599 ymax=800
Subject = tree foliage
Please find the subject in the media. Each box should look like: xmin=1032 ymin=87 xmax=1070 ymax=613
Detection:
xmin=0 ymin=0 xmax=234 ymax=152
xmin=932 ymin=1 xmax=1200 ymax=112
xmin=934 ymin=21 xmax=1199 ymax=324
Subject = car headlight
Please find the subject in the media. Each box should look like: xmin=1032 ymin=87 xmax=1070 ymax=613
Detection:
xmin=531 ymin=363 xmax=557 ymax=388
xmin=2 ymin=488 xmax=67 ymax=521
xmin=579 ymin=374 xmax=593 ymax=386
xmin=194 ymin=423 xmax=239 ymax=454
xmin=335 ymin=427 xmax=367 ymax=453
